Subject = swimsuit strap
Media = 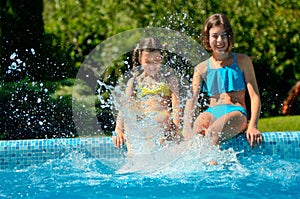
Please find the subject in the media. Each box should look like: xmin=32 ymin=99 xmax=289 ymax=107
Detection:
xmin=232 ymin=53 xmax=237 ymax=68
xmin=233 ymin=53 xmax=237 ymax=63
xmin=206 ymin=58 xmax=211 ymax=71
xmin=206 ymin=54 xmax=235 ymax=70
xmin=229 ymin=53 xmax=243 ymax=73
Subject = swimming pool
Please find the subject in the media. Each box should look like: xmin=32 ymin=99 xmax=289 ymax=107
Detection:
xmin=1 ymin=132 xmax=299 ymax=199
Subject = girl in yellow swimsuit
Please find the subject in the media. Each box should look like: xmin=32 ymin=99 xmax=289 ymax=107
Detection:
xmin=113 ymin=37 xmax=181 ymax=154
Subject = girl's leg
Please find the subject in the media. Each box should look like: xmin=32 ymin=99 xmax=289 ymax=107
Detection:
xmin=193 ymin=112 xmax=218 ymax=166
xmin=144 ymin=111 xmax=172 ymax=143
xmin=147 ymin=111 xmax=171 ymax=131
xmin=205 ymin=111 xmax=247 ymax=145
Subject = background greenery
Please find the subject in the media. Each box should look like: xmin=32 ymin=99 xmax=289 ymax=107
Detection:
xmin=1 ymin=0 xmax=299 ymax=139
xmin=258 ymin=115 xmax=300 ymax=132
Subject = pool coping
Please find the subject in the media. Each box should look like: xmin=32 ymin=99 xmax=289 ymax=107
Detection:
xmin=0 ymin=131 xmax=299 ymax=170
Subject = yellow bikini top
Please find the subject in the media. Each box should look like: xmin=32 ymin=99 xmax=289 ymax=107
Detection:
xmin=137 ymin=82 xmax=171 ymax=97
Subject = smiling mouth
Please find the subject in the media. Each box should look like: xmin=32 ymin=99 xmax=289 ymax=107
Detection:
xmin=216 ymin=43 xmax=225 ymax=47
xmin=145 ymin=61 xmax=159 ymax=64
xmin=215 ymin=44 xmax=226 ymax=51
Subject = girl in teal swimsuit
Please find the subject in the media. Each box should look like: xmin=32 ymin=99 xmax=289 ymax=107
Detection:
xmin=183 ymin=13 xmax=262 ymax=147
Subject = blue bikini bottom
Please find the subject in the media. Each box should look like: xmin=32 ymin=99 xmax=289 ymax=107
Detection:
xmin=205 ymin=104 xmax=247 ymax=120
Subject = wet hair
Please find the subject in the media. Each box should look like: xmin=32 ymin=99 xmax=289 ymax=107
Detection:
xmin=201 ymin=13 xmax=234 ymax=52
xmin=132 ymin=36 xmax=163 ymax=68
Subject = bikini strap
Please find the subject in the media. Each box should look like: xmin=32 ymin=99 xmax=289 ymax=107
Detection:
xmin=206 ymin=58 xmax=211 ymax=71
xmin=233 ymin=53 xmax=237 ymax=65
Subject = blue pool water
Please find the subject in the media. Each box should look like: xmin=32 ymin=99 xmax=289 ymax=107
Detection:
xmin=1 ymin=132 xmax=300 ymax=199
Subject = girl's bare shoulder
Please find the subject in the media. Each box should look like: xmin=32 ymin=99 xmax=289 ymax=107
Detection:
xmin=195 ymin=59 xmax=208 ymax=75
xmin=236 ymin=53 xmax=252 ymax=63
xmin=235 ymin=53 xmax=253 ymax=70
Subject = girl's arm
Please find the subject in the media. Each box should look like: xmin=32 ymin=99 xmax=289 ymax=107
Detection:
xmin=240 ymin=54 xmax=262 ymax=147
xmin=165 ymin=68 xmax=181 ymax=132
xmin=113 ymin=111 xmax=126 ymax=148
xmin=182 ymin=62 xmax=205 ymax=138
xmin=171 ymin=91 xmax=181 ymax=132
xmin=113 ymin=77 xmax=135 ymax=148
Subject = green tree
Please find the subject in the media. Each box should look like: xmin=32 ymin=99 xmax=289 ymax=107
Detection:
xmin=43 ymin=0 xmax=300 ymax=117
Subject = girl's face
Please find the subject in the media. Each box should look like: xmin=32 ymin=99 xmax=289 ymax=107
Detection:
xmin=209 ymin=25 xmax=229 ymax=53
xmin=139 ymin=49 xmax=162 ymax=75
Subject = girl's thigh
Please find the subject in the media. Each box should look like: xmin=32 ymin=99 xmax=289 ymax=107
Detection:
xmin=218 ymin=111 xmax=247 ymax=141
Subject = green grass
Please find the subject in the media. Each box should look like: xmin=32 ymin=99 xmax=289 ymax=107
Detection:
xmin=258 ymin=115 xmax=300 ymax=132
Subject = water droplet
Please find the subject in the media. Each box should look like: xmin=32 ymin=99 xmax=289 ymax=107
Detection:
xmin=10 ymin=52 xmax=17 ymax=60
xmin=31 ymin=48 xmax=35 ymax=55
xmin=9 ymin=62 xmax=17 ymax=70
xmin=16 ymin=59 xmax=22 ymax=64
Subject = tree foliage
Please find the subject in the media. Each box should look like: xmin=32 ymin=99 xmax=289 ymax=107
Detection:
xmin=43 ymin=0 xmax=300 ymax=117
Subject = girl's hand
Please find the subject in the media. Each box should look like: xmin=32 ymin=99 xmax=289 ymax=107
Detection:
xmin=112 ymin=131 xmax=126 ymax=148
xmin=246 ymin=127 xmax=262 ymax=147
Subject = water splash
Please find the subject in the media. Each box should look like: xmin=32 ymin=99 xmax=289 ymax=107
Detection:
xmin=109 ymin=78 xmax=239 ymax=174
xmin=2 ymin=49 xmax=76 ymax=139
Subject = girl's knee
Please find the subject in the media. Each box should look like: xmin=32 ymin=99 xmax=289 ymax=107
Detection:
xmin=240 ymin=116 xmax=248 ymax=131
xmin=224 ymin=113 xmax=247 ymax=133
xmin=193 ymin=115 xmax=211 ymax=135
